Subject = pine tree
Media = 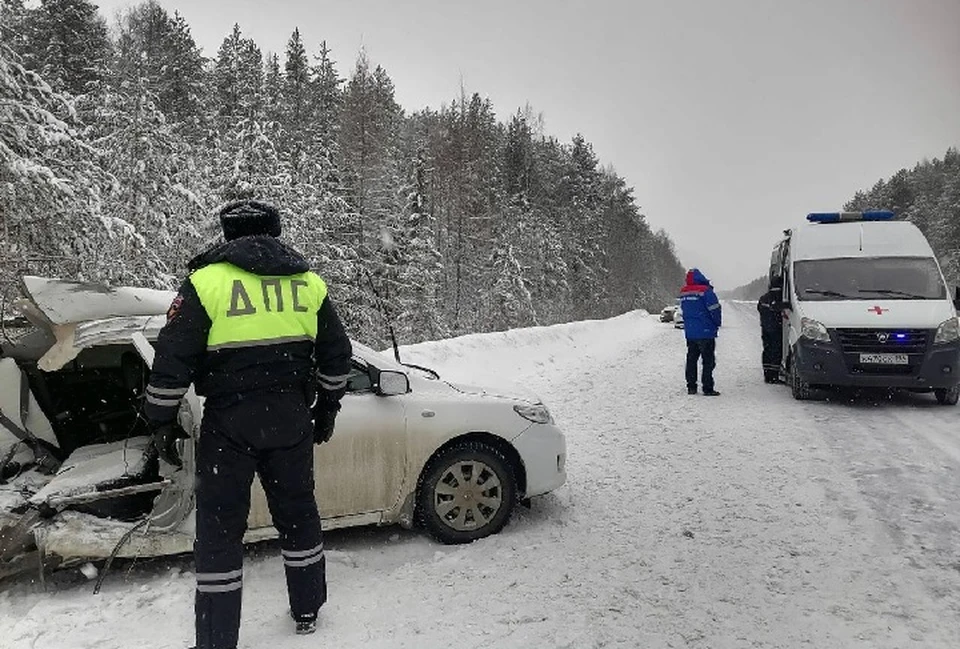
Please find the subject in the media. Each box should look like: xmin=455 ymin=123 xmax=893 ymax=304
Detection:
xmin=263 ymin=53 xmax=282 ymax=125
xmin=281 ymin=28 xmax=311 ymax=180
xmin=212 ymin=24 xmax=263 ymax=124
xmin=311 ymin=41 xmax=343 ymax=163
xmin=19 ymin=0 xmax=110 ymax=96
xmin=0 ymin=42 xmax=111 ymax=286
xmin=483 ymin=239 xmax=537 ymax=332
xmin=561 ymin=134 xmax=608 ymax=319
xmin=339 ymin=51 xmax=406 ymax=336
xmin=113 ymin=2 xmax=204 ymax=127
xmin=393 ymin=148 xmax=445 ymax=342
xmin=0 ymin=0 xmax=28 ymax=55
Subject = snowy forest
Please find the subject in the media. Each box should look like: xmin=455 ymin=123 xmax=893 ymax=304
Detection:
xmin=846 ymin=148 xmax=960 ymax=288
xmin=0 ymin=0 xmax=685 ymax=346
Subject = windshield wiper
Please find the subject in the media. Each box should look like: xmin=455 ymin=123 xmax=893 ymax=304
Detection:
xmin=803 ymin=289 xmax=852 ymax=299
xmin=857 ymin=288 xmax=928 ymax=299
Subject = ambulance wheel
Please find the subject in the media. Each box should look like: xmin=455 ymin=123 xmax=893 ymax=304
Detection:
xmin=417 ymin=442 xmax=517 ymax=544
xmin=934 ymin=387 xmax=959 ymax=406
xmin=788 ymin=356 xmax=812 ymax=401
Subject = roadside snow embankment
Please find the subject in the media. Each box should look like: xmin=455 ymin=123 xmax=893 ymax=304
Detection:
xmin=399 ymin=310 xmax=658 ymax=387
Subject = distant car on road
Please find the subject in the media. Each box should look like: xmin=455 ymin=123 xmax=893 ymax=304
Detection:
xmin=673 ymin=303 xmax=684 ymax=329
xmin=660 ymin=306 xmax=677 ymax=323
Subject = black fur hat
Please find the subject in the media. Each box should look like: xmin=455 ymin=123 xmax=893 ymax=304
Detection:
xmin=218 ymin=200 xmax=282 ymax=241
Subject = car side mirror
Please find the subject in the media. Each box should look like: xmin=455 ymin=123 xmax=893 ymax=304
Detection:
xmin=376 ymin=369 xmax=410 ymax=396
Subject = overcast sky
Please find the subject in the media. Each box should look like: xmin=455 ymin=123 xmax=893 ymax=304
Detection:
xmin=96 ymin=0 xmax=960 ymax=287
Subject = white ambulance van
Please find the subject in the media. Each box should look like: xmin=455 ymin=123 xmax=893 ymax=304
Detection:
xmin=769 ymin=211 xmax=960 ymax=404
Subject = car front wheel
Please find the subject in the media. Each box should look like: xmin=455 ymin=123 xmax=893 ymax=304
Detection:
xmin=934 ymin=386 xmax=959 ymax=405
xmin=417 ymin=442 xmax=517 ymax=544
xmin=788 ymin=354 xmax=813 ymax=401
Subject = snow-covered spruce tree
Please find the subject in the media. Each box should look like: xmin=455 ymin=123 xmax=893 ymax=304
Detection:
xmin=90 ymin=79 xmax=205 ymax=287
xmin=112 ymin=2 xmax=205 ymax=132
xmin=299 ymin=41 xmax=364 ymax=333
xmin=208 ymin=25 xmax=286 ymax=205
xmin=392 ymin=147 xmax=445 ymax=343
xmin=483 ymin=232 xmax=537 ymax=332
xmin=338 ymin=51 xmax=406 ymax=339
xmin=281 ymin=28 xmax=311 ymax=182
xmin=0 ymin=41 xmax=116 ymax=288
xmin=263 ymin=53 xmax=282 ymax=126
xmin=17 ymin=0 xmax=110 ymax=97
xmin=84 ymin=3 xmax=209 ymax=284
xmin=560 ymin=134 xmax=608 ymax=320
xmin=277 ymin=29 xmax=335 ymax=273
xmin=511 ymin=126 xmax=568 ymax=326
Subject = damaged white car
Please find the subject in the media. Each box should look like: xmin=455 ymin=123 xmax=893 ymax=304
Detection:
xmin=0 ymin=277 xmax=567 ymax=580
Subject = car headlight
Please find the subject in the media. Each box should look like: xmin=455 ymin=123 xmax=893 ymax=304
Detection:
xmin=934 ymin=317 xmax=960 ymax=344
xmin=800 ymin=317 xmax=831 ymax=343
xmin=514 ymin=404 xmax=552 ymax=424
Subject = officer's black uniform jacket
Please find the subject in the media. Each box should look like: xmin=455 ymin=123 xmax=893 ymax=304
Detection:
xmin=144 ymin=236 xmax=353 ymax=425
xmin=757 ymin=289 xmax=783 ymax=333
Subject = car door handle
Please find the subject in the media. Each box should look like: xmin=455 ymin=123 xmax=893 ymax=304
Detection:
xmin=421 ymin=410 xmax=436 ymax=418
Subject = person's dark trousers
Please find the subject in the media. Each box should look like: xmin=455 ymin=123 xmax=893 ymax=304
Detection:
xmin=686 ymin=339 xmax=717 ymax=393
xmin=761 ymin=327 xmax=782 ymax=382
xmin=194 ymin=390 xmax=325 ymax=649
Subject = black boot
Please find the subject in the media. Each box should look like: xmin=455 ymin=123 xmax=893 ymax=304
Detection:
xmin=291 ymin=611 xmax=318 ymax=635
xmin=296 ymin=618 xmax=317 ymax=635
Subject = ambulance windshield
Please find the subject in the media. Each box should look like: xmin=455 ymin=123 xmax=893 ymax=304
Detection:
xmin=794 ymin=257 xmax=947 ymax=301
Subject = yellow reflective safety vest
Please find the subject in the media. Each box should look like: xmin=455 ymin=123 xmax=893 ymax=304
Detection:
xmin=189 ymin=263 xmax=327 ymax=351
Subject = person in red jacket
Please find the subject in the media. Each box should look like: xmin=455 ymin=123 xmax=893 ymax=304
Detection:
xmin=679 ymin=268 xmax=722 ymax=395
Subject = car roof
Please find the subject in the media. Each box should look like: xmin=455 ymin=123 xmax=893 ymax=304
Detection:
xmin=790 ymin=221 xmax=934 ymax=261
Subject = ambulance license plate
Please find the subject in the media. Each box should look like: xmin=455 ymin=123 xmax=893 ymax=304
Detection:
xmin=859 ymin=353 xmax=909 ymax=365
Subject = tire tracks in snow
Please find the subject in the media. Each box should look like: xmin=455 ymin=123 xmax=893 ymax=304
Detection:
xmin=3 ymin=309 xmax=960 ymax=648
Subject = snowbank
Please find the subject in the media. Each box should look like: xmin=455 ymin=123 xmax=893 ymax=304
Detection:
xmin=399 ymin=310 xmax=659 ymax=387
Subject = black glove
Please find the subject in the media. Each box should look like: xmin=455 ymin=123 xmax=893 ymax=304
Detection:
xmin=312 ymin=407 xmax=338 ymax=445
xmin=150 ymin=422 xmax=189 ymax=468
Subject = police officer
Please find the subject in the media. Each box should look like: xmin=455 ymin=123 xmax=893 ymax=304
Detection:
xmin=144 ymin=200 xmax=352 ymax=649
xmin=757 ymin=287 xmax=783 ymax=383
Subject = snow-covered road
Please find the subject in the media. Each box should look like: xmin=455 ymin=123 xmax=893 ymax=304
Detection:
xmin=3 ymin=303 xmax=959 ymax=648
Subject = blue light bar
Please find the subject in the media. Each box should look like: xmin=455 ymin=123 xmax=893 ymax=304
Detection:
xmin=807 ymin=211 xmax=896 ymax=223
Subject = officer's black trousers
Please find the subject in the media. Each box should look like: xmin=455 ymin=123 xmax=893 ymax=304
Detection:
xmin=686 ymin=339 xmax=717 ymax=392
xmin=761 ymin=326 xmax=783 ymax=380
xmin=193 ymin=390 xmax=325 ymax=649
